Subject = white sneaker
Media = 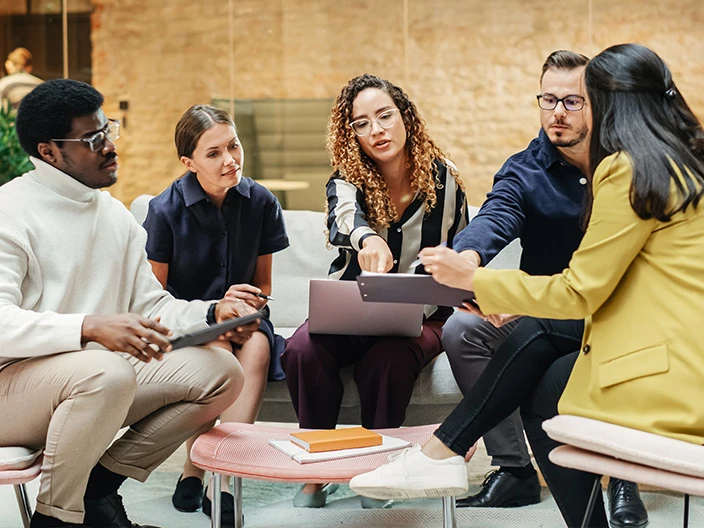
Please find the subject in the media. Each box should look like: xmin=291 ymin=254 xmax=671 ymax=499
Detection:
xmin=349 ymin=445 xmax=468 ymax=500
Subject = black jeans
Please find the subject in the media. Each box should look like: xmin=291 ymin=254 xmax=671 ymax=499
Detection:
xmin=434 ymin=317 xmax=609 ymax=528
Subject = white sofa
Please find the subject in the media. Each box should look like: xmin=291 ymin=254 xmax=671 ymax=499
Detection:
xmin=130 ymin=195 xmax=521 ymax=425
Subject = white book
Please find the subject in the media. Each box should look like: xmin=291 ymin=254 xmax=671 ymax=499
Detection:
xmin=268 ymin=434 xmax=410 ymax=464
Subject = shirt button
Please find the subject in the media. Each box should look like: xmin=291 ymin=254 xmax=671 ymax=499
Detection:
xmin=579 ymin=177 xmax=587 ymax=185
xmin=220 ymin=261 xmax=225 ymax=267
xmin=397 ymin=228 xmax=402 ymax=232
xmin=582 ymin=344 xmax=591 ymax=354
xmin=393 ymin=259 xmax=398 ymax=264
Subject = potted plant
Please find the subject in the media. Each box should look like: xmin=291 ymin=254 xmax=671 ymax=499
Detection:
xmin=0 ymin=105 xmax=32 ymax=186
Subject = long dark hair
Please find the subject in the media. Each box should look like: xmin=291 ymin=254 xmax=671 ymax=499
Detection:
xmin=586 ymin=43 xmax=704 ymax=221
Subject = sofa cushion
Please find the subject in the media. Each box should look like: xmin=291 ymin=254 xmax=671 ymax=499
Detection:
xmin=130 ymin=194 xmax=152 ymax=224
xmin=270 ymin=210 xmax=336 ymax=329
xmin=0 ymin=446 xmax=42 ymax=471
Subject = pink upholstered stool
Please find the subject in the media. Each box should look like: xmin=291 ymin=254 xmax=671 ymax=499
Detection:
xmin=0 ymin=451 xmax=42 ymax=528
xmin=543 ymin=415 xmax=704 ymax=528
xmin=191 ymin=422 xmax=458 ymax=528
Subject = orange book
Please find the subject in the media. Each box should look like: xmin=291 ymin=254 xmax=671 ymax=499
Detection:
xmin=290 ymin=427 xmax=383 ymax=453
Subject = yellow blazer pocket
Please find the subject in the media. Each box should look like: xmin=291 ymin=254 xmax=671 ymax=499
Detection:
xmin=598 ymin=344 xmax=669 ymax=389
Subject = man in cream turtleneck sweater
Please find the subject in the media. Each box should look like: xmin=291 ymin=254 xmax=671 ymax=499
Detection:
xmin=0 ymin=80 xmax=258 ymax=528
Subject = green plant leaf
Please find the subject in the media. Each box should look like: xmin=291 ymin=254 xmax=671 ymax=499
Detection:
xmin=0 ymin=105 xmax=32 ymax=186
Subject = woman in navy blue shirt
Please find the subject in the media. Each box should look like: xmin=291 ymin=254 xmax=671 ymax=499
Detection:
xmin=142 ymin=104 xmax=289 ymax=524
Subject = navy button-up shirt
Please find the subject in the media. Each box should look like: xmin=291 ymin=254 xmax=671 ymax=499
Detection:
xmin=143 ymin=172 xmax=289 ymax=301
xmin=454 ymin=129 xmax=587 ymax=275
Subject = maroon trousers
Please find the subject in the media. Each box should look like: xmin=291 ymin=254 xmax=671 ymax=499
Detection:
xmin=281 ymin=308 xmax=450 ymax=429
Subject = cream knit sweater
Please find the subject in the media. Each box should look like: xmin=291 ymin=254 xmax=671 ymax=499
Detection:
xmin=0 ymin=158 xmax=210 ymax=367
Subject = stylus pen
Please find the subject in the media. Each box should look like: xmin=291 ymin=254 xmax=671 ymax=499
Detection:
xmin=255 ymin=293 xmax=274 ymax=301
xmin=410 ymin=241 xmax=448 ymax=268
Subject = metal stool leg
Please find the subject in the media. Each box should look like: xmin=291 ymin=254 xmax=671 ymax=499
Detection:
xmin=14 ymin=484 xmax=33 ymax=528
xmin=683 ymin=493 xmax=690 ymax=528
xmin=581 ymin=476 xmax=602 ymax=528
xmin=234 ymin=477 xmax=243 ymax=528
xmin=211 ymin=472 xmax=222 ymax=528
xmin=442 ymin=496 xmax=457 ymax=528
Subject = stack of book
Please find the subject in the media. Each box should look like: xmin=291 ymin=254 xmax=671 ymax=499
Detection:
xmin=269 ymin=426 xmax=410 ymax=464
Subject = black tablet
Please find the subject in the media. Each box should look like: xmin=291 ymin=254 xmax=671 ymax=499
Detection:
xmin=170 ymin=310 xmax=264 ymax=350
xmin=356 ymin=273 xmax=475 ymax=307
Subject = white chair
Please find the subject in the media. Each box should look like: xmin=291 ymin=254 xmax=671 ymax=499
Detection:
xmin=543 ymin=415 xmax=704 ymax=528
xmin=0 ymin=447 xmax=42 ymax=528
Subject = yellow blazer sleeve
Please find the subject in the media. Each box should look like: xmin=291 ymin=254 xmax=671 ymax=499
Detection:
xmin=474 ymin=153 xmax=657 ymax=319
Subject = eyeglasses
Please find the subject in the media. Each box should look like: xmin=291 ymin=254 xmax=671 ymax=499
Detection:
xmin=349 ymin=108 xmax=400 ymax=136
xmin=536 ymin=94 xmax=586 ymax=112
xmin=51 ymin=119 xmax=120 ymax=152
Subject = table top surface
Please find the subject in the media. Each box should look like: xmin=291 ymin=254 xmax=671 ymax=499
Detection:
xmin=256 ymin=179 xmax=311 ymax=191
xmin=191 ymin=423 xmax=438 ymax=483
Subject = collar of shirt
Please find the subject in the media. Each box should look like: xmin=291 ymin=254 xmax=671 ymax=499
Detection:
xmin=181 ymin=171 xmax=252 ymax=207
xmin=535 ymin=128 xmax=571 ymax=171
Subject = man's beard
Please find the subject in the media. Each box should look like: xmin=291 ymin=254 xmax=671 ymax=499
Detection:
xmin=550 ymin=123 xmax=589 ymax=148
xmin=60 ymin=149 xmax=117 ymax=189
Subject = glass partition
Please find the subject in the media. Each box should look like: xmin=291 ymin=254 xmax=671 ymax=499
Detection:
xmin=212 ymin=97 xmax=333 ymax=209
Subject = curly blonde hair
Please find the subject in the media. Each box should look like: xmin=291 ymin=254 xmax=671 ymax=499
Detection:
xmin=327 ymin=74 xmax=464 ymax=231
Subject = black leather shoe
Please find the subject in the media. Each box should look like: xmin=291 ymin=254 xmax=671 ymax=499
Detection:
xmin=84 ymin=491 xmax=161 ymax=528
xmin=202 ymin=486 xmax=244 ymax=527
xmin=172 ymin=474 xmax=204 ymax=512
xmin=608 ymin=478 xmax=648 ymax=527
xmin=456 ymin=469 xmax=541 ymax=508
xmin=30 ymin=513 xmax=88 ymax=528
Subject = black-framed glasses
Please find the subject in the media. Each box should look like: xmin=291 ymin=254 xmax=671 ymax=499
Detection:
xmin=349 ymin=108 xmax=400 ymax=136
xmin=51 ymin=119 xmax=120 ymax=152
xmin=536 ymin=94 xmax=585 ymax=112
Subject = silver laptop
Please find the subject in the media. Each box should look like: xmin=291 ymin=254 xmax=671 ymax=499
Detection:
xmin=308 ymin=279 xmax=424 ymax=337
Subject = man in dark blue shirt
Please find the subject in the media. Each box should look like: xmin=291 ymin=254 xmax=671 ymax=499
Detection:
xmin=442 ymin=50 xmax=647 ymax=528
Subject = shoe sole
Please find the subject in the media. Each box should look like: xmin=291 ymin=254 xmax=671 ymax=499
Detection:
xmin=352 ymin=485 xmax=468 ymax=500
xmin=172 ymin=504 xmax=201 ymax=513
xmin=502 ymin=494 xmax=541 ymax=507
xmin=456 ymin=494 xmax=541 ymax=508
xmin=609 ymin=520 xmax=649 ymax=528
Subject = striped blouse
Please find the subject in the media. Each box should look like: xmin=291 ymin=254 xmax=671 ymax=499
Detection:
xmin=326 ymin=159 xmax=469 ymax=281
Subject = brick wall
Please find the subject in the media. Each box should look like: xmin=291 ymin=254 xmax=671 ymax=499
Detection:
xmin=90 ymin=0 xmax=704 ymax=207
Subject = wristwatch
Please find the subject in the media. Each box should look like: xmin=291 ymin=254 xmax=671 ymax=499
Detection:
xmin=206 ymin=302 xmax=218 ymax=325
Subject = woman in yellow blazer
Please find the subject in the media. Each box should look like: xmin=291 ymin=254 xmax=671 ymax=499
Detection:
xmin=350 ymin=43 xmax=704 ymax=525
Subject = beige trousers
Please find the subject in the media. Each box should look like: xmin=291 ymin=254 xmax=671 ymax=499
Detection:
xmin=0 ymin=346 xmax=243 ymax=523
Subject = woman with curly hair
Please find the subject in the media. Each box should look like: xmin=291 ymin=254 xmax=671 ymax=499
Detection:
xmin=281 ymin=73 xmax=469 ymax=508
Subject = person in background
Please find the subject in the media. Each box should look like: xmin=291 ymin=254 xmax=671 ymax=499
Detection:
xmin=281 ymin=73 xmax=468 ymax=509
xmin=0 ymin=47 xmax=43 ymax=112
xmin=142 ymin=104 xmax=289 ymax=527
xmin=439 ymin=50 xmax=646 ymax=525
xmin=350 ymin=43 xmax=704 ymax=528
xmin=0 ymin=78 xmax=258 ymax=528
